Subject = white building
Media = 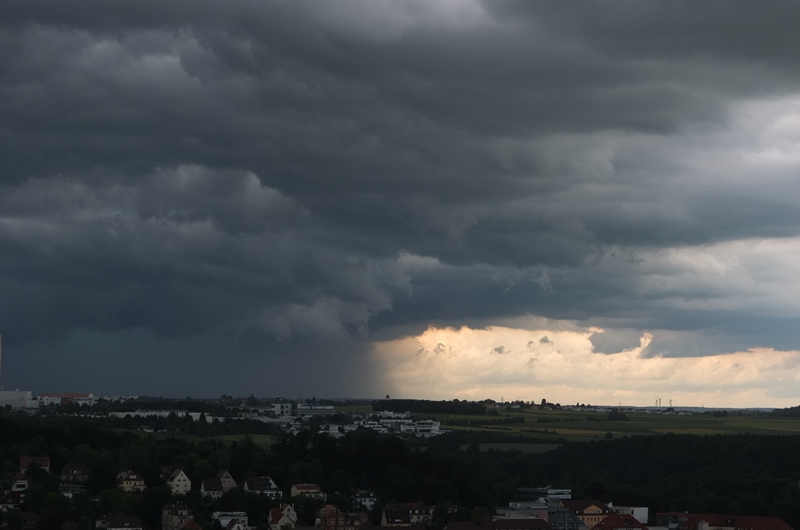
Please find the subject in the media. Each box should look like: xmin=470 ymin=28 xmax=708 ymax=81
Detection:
xmin=167 ymin=469 xmax=192 ymax=495
xmin=274 ymin=403 xmax=293 ymax=417
xmin=213 ymin=512 xmax=249 ymax=528
xmin=608 ymin=504 xmax=648 ymax=524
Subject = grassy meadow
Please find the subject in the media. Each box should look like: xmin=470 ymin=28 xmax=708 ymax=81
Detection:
xmin=420 ymin=407 xmax=800 ymax=445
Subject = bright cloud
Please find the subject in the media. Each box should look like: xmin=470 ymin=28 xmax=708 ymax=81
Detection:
xmin=373 ymin=320 xmax=800 ymax=407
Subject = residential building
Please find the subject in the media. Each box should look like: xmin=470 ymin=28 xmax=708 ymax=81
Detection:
xmin=213 ymin=512 xmax=249 ymax=528
xmin=224 ymin=520 xmax=248 ymax=530
xmin=59 ymin=483 xmax=86 ymax=499
xmin=296 ymin=405 xmax=338 ymax=416
xmin=560 ymin=501 xmax=613 ymax=528
xmin=291 ymin=483 xmax=326 ymax=500
xmin=216 ymin=470 xmax=237 ymax=492
xmin=201 ymin=479 xmax=224 ymax=500
xmin=0 ymin=493 xmax=17 ymax=512
xmin=590 ymin=514 xmax=648 ymax=530
xmin=351 ymin=489 xmax=377 ymax=511
xmin=61 ymin=462 xmax=89 ymax=484
xmin=20 ymin=456 xmax=51 ymax=473
xmin=547 ymin=509 xmax=588 ymax=530
xmin=12 ymin=473 xmax=32 ymax=492
xmin=517 ymin=487 xmax=572 ymax=504
xmin=608 ymin=505 xmax=649 ymax=525
xmin=318 ymin=505 xmax=369 ymax=530
xmin=244 ymin=477 xmax=282 ymax=499
xmin=163 ymin=503 xmax=191 ymax=530
xmin=676 ymin=515 xmax=793 ymax=530
xmin=496 ymin=501 xmax=549 ymax=520
xmin=40 ymin=393 xmax=97 ymax=406
xmin=270 ymin=504 xmax=298 ymax=530
xmin=381 ymin=503 xmax=433 ymax=527
xmin=178 ymin=520 xmax=203 ymax=530
xmin=167 ymin=469 xmax=192 ymax=495
xmin=118 ymin=471 xmax=146 ymax=493
xmin=274 ymin=403 xmax=293 ymax=417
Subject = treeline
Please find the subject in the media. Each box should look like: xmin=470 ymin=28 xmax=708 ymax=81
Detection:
xmin=372 ymin=399 xmax=487 ymax=415
xmin=771 ymin=406 xmax=800 ymax=417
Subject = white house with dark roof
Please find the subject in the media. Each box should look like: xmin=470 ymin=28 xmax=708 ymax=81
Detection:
xmin=215 ymin=470 xmax=237 ymax=492
xmin=201 ymin=479 xmax=224 ymax=500
xmin=168 ymin=469 xmax=192 ymax=495
xmin=244 ymin=477 xmax=282 ymax=499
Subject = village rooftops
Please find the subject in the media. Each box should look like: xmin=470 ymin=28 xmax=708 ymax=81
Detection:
xmin=20 ymin=456 xmax=51 ymax=472
xmin=676 ymin=515 xmax=793 ymax=530
xmin=590 ymin=514 xmax=648 ymax=530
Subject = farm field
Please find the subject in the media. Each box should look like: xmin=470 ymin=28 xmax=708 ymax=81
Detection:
xmin=115 ymin=429 xmax=276 ymax=446
xmin=414 ymin=408 xmax=800 ymax=442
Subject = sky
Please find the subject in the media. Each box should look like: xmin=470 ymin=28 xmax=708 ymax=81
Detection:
xmin=2 ymin=1 xmax=800 ymax=406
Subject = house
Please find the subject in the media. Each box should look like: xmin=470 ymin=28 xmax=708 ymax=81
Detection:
xmin=225 ymin=520 xmax=248 ymax=530
xmin=118 ymin=471 xmax=146 ymax=493
xmin=318 ymin=505 xmax=370 ymax=530
xmin=40 ymin=393 xmax=97 ymax=406
xmin=494 ymin=521 xmax=553 ymax=530
xmin=274 ymin=403 xmax=293 ymax=417
xmin=201 ymin=479 xmax=225 ymax=500
xmin=20 ymin=456 xmax=51 ymax=473
xmin=97 ymin=516 xmax=145 ymax=530
xmin=244 ymin=477 xmax=282 ymax=499
xmin=213 ymin=512 xmax=249 ymax=528
xmin=590 ymin=514 xmax=648 ymax=530
xmin=291 ymin=483 xmax=326 ymax=500
xmin=676 ymin=515 xmax=793 ymax=530
xmin=381 ymin=503 xmax=432 ymax=527
xmin=0 ymin=492 xmax=18 ymax=512
xmin=178 ymin=520 xmax=203 ymax=530
xmin=216 ymin=470 xmax=237 ymax=492
xmin=351 ymin=490 xmax=377 ymax=511
xmin=608 ymin=505 xmax=649 ymax=525
xmin=59 ymin=483 xmax=86 ymax=499
xmin=560 ymin=501 xmax=613 ymax=528
xmin=12 ymin=473 xmax=33 ymax=492
xmin=163 ymin=503 xmax=191 ymax=530
xmin=548 ymin=508 xmax=588 ymax=530
xmin=167 ymin=469 xmax=192 ymax=495
xmin=61 ymin=462 xmax=89 ymax=483
xmin=270 ymin=504 xmax=299 ymax=530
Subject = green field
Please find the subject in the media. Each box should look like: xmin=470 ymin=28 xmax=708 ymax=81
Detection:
xmin=416 ymin=408 xmax=800 ymax=442
xmin=115 ymin=430 xmax=277 ymax=446
xmin=115 ymin=409 xmax=800 ymax=449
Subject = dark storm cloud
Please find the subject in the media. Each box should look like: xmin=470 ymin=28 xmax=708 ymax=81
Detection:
xmin=2 ymin=1 xmax=800 ymax=393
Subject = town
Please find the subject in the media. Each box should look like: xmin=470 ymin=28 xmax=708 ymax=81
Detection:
xmin=2 ymin=394 xmax=800 ymax=530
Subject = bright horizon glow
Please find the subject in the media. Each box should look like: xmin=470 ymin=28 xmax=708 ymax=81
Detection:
xmin=373 ymin=322 xmax=800 ymax=408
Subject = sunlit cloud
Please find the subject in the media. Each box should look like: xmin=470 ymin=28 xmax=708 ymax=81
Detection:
xmin=373 ymin=321 xmax=800 ymax=407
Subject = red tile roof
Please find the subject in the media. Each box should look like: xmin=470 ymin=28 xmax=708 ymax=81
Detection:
xmin=677 ymin=515 xmax=793 ymax=530
xmin=590 ymin=514 xmax=648 ymax=530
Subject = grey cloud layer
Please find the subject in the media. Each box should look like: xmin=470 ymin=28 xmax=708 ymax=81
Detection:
xmin=2 ymin=1 xmax=800 ymax=391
